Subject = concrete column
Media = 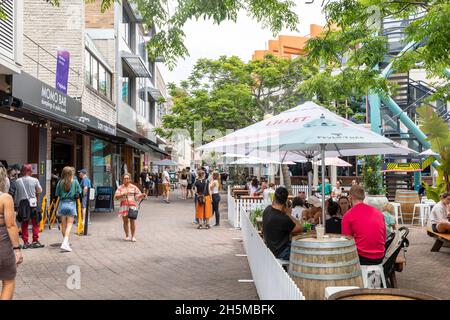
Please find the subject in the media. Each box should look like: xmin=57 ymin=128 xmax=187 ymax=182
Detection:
xmin=45 ymin=124 xmax=51 ymax=198
xmin=82 ymin=135 xmax=91 ymax=173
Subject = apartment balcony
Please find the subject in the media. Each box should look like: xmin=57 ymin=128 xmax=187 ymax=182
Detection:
xmin=0 ymin=0 xmax=23 ymax=75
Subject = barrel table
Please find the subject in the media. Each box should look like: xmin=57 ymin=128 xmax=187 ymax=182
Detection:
xmin=288 ymin=235 xmax=363 ymax=300
xmin=395 ymin=190 xmax=420 ymax=224
xmin=328 ymin=288 xmax=439 ymax=300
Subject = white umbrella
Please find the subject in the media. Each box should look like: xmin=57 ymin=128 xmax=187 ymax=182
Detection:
xmin=313 ymin=157 xmax=352 ymax=167
xmin=230 ymin=156 xmax=295 ymax=165
xmin=256 ymin=113 xmax=417 ymax=230
xmin=419 ymin=149 xmax=439 ymax=157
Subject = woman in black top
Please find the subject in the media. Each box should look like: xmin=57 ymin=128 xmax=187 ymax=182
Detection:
xmin=194 ymin=170 xmax=212 ymax=229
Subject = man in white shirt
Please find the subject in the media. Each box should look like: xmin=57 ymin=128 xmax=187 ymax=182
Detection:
xmin=162 ymin=166 xmax=171 ymax=203
xmin=429 ymin=192 xmax=450 ymax=233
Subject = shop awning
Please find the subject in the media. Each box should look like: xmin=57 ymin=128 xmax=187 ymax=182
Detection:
xmin=121 ymin=52 xmax=152 ymax=78
xmin=125 ymin=138 xmax=150 ymax=152
xmin=22 ymin=103 xmax=88 ymax=131
xmin=147 ymin=86 xmax=163 ymax=101
xmin=141 ymin=140 xmax=170 ymax=156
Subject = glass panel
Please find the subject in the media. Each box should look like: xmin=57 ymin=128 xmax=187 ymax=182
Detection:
xmin=122 ymin=77 xmax=129 ymax=104
xmin=84 ymin=50 xmax=91 ymax=85
xmin=99 ymin=63 xmax=106 ymax=96
xmin=106 ymin=71 xmax=112 ymax=100
xmin=92 ymin=58 xmax=99 ymax=90
xmin=91 ymin=138 xmax=114 ymax=188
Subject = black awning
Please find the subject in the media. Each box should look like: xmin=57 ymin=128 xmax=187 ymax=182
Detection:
xmin=22 ymin=103 xmax=87 ymax=131
xmin=139 ymin=138 xmax=170 ymax=156
xmin=125 ymin=138 xmax=150 ymax=152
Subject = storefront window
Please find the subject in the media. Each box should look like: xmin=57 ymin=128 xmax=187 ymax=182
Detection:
xmin=91 ymin=138 xmax=115 ymax=188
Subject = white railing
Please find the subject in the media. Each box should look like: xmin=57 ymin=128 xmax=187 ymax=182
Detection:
xmin=275 ymin=185 xmax=309 ymax=195
xmin=240 ymin=204 xmax=305 ymax=300
xmin=227 ymin=185 xmax=238 ymax=228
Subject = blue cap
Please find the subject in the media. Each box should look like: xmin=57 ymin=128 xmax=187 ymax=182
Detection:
xmin=78 ymin=169 xmax=87 ymax=174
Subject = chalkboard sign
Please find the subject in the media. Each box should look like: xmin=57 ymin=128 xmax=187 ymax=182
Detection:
xmin=94 ymin=186 xmax=114 ymax=212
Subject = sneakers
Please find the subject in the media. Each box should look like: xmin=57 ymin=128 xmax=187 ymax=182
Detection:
xmin=21 ymin=243 xmax=30 ymax=249
xmin=125 ymin=236 xmax=130 ymax=241
xmin=31 ymin=241 xmax=45 ymax=249
xmin=205 ymin=224 xmax=211 ymax=229
xmin=131 ymin=237 xmax=137 ymax=242
xmin=197 ymin=224 xmax=203 ymax=229
xmin=60 ymin=242 xmax=72 ymax=252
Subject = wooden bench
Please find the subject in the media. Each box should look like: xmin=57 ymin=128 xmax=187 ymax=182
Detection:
xmin=427 ymin=228 xmax=450 ymax=252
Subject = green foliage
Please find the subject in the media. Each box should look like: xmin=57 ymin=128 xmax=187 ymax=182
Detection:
xmin=417 ymin=105 xmax=450 ymax=193
xmin=303 ymin=0 xmax=450 ymax=110
xmin=158 ymin=54 xmax=311 ymax=141
xmin=361 ymin=155 xmax=385 ymax=195
xmin=250 ymin=207 xmax=264 ymax=228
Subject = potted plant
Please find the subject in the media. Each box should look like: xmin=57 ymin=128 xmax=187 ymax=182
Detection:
xmin=360 ymin=155 xmax=388 ymax=210
xmin=250 ymin=208 xmax=264 ymax=231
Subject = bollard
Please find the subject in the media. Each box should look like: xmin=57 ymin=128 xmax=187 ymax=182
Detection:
xmin=83 ymin=187 xmax=90 ymax=236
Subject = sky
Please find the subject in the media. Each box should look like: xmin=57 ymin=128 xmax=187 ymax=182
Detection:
xmin=158 ymin=1 xmax=326 ymax=86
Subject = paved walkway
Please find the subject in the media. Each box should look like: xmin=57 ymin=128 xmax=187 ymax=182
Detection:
xmin=396 ymin=226 xmax=450 ymax=299
xmin=14 ymin=190 xmax=258 ymax=300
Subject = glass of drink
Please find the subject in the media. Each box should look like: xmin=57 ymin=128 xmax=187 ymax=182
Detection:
xmin=316 ymin=224 xmax=325 ymax=240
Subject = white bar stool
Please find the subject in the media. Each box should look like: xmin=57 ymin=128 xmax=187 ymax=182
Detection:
xmin=412 ymin=203 xmax=431 ymax=227
xmin=360 ymin=265 xmax=387 ymax=289
xmin=390 ymin=202 xmax=403 ymax=225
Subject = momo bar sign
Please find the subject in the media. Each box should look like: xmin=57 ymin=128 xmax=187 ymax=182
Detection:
xmin=12 ymin=72 xmax=82 ymax=120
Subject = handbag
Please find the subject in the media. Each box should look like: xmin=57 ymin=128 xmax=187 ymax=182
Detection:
xmin=125 ymin=188 xmax=142 ymax=220
xmin=197 ymin=179 xmax=209 ymax=205
xmin=19 ymin=178 xmax=37 ymax=208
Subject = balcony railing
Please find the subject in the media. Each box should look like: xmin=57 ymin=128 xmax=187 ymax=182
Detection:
xmin=22 ymin=34 xmax=81 ymax=98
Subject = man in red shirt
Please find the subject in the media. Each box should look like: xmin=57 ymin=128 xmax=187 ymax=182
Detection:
xmin=342 ymin=185 xmax=386 ymax=265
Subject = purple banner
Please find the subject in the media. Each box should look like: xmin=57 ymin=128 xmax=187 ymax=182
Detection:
xmin=55 ymin=49 xmax=70 ymax=94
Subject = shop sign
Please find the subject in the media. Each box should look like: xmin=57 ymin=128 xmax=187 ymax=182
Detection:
xmin=55 ymin=49 xmax=70 ymax=94
xmin=383 ymin=163 xmax=422 ymax=172
xmin=12 ymin=72 xmax=81 ymax=119
xmin=94 ymin=186 xmax=114 ymax=212
xmin=78 ymin=112 xmax=116 ymax=136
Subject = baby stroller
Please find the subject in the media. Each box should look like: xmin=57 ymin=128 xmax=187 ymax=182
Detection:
xmin=383 ymin=226 xmax=409 ymax=288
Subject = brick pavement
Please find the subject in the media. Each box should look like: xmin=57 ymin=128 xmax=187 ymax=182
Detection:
xmin=14 ymin=190 xmax=258 ymax=300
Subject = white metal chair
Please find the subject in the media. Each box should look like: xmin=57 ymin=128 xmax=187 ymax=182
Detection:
xmin=360 ymin=265 xmax=387 ymax=289
xmin=412 ymin=203 xmax=431 ymax=227
xmin=390 ymin=202 xmax=403 ymax=225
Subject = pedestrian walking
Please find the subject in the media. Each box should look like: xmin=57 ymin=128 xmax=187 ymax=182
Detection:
xmin=179 ymin=168 xmax=188 ymax=200
xmin=186 ymin=167 xmax=195 ymax=199
xmin=78 ymin=169 xmax=91 ymax=227
xmin=55 ymin=166 xmax=82 ymax=252
xmin=0 ymin=167 xmax=23 ymax=300
xmin=210 ymin=171 xmax=221 ymax=226
xmin=140 ymin=166 xmax=150 ymax=197
xmin=162 ymin=166 xmax=171 ymax=203
xmin=194 ymin=170 xmax=212 ymax=229
xmin=15 ymin=164 xmax=44 ymax=249
xmin=114 ymin=173 xmax=146 ymax=242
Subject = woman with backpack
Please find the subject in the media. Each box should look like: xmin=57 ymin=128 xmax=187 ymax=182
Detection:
xmin=55 ymin=166 xmax=82 ymax=252
xmin=194 ymin=170 xmax=212 ymax=229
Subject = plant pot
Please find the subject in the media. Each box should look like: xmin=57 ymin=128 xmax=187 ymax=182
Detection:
xmin=364 ymin=194 xmax=389 ymax=211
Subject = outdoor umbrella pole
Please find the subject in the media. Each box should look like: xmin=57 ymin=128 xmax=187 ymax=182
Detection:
xmin=321 ymin=144 xmax=326 ymax=232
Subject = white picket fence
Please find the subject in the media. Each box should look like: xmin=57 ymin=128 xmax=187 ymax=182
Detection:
xmin=275 ymin=184 xmax=309 ymax=195
xmin=227 ymin=185 xmax=308 ymax=228
xmin=240 ymin=204 xmax=305 ymax=300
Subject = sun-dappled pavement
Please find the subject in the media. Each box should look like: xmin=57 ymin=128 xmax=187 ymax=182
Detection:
xmin=14 ymin=190 xmax=258 ymax=300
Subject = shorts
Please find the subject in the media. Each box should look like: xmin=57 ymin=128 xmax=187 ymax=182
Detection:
xmin=432 ymin=224 xmax=448 ymax=233
xmin=180 ymin=180 xmax=188 ymax=187
xmin=142 ymin=182 xmax=150 ymax=189
xmin=58 ymin=199 xmax=77 ymax=217
xmin=163 ymin=183 xmax=170 ymax=192
xmin=187 ymin=184 xmax=193 ymax=190
xmin=81 ymin=194 xmax=89 ymax=209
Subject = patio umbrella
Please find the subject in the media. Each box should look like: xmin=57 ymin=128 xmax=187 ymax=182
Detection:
xmin=419 ymin=149 xmax=439 ymax=157
xmin=230 ymin=157 xmax=295 ymax=165
xmin=313 ymin=157 xmax=352 ymax=167
xmin=153 ymin=159 xmax=178 ymax=166
xmin=256 ymin=113 xmax=417 ymax=230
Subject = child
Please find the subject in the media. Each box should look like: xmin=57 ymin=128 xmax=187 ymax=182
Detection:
xmin=325 ymin=200 xmax=341 ymax=234
xmin=382 ymin=202 xmax=397 ymax=237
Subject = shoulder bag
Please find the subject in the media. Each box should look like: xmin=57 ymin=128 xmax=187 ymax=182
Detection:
xmin=126 ymin=187 xmax=142 ymax=220
xmin=19 ymin=178 xmax=37 ymax=208
xmin=197 ymin=180 xmax=209 ymax=205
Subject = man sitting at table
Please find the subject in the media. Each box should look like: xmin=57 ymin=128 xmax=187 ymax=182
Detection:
xmin=429 ymin=192 xmax=450 ymax=233
xmin=342 ymin=185 xmax=386 ymax=265
xmin=263 ymin=187 xmax=302 ymax=261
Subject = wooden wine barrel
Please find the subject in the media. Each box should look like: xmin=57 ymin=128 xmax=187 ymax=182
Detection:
xmin=395 ymin=190 xmax=420 ymax=223
xmin=328 ymin=288 xmax=439 ymax=300
xmin=288 ymin=235 xmax=363 ymax=300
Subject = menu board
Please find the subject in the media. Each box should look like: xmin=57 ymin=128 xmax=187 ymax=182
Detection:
xmin=94 ymin=186 xmax=114 ymax=212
